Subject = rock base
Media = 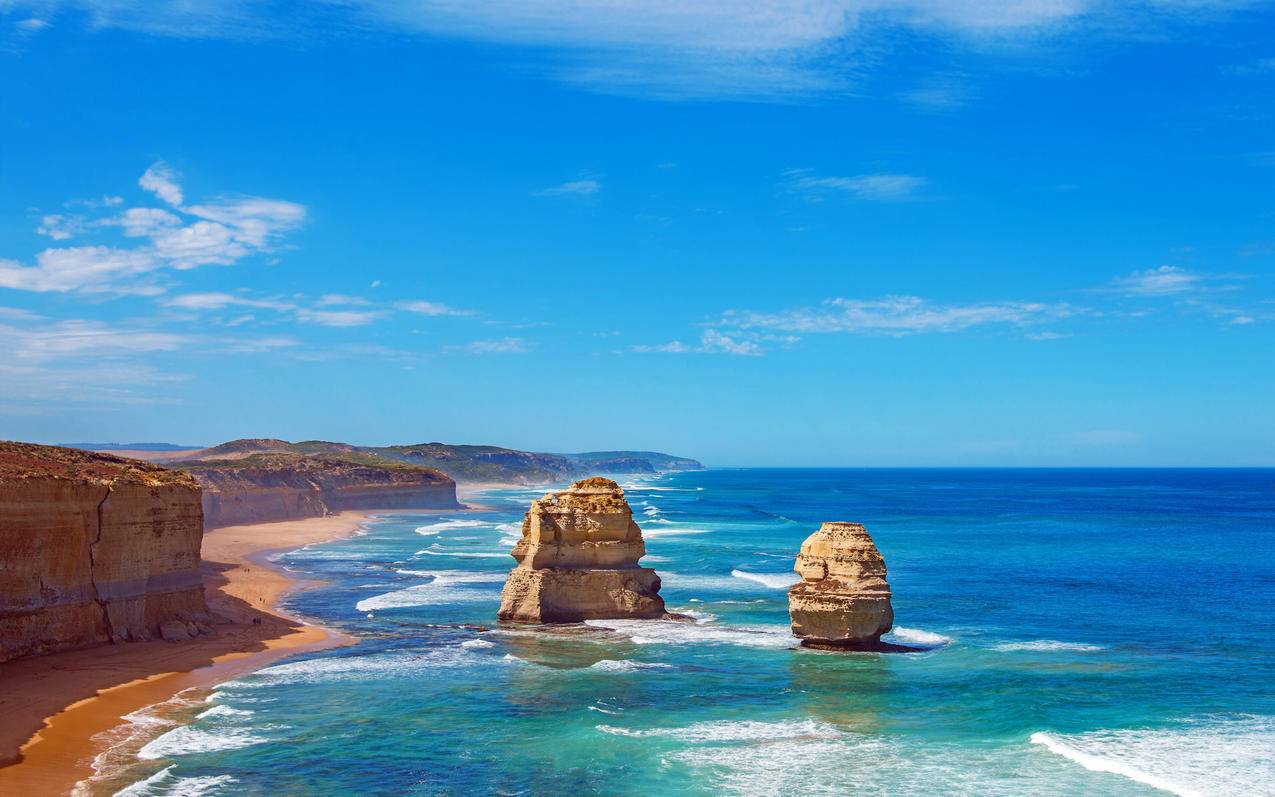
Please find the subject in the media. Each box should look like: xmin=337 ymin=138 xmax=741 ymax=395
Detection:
xmin=497 ymin=567 xmax=666 ymax=624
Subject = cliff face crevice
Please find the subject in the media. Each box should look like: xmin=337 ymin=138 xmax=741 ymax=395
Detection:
xmin=0 ymin=443 xmax=209 ymax=663
xmin=184 ymin=452 xmax=461 ymax=529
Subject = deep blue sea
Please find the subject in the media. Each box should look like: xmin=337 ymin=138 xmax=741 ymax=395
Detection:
xmin=85 ymin=469 xmax=1274 ymax=796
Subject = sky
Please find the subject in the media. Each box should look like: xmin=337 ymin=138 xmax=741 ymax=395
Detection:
xmin=0 ymin=1 xmax=1272 ymax=466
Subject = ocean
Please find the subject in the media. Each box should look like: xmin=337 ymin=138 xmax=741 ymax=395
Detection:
xmin=83 ymin=469 xmax=1275 ymax=796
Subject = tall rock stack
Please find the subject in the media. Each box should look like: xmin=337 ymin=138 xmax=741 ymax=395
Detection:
xmin=0 ymin=442 xmax=209 ymax=663
xmin=497 ymin=477 xmax=666 ymax=623
xmin=788 ymin=522 xmax=894 ymax=650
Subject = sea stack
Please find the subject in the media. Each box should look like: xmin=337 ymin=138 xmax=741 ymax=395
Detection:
xmin=0 ymin=442 xmax=210 ymax=662
xmin=788 ymin=522 xmax=894 ymax=650
xmin=497 ymin=477 xmax=666 ymax=623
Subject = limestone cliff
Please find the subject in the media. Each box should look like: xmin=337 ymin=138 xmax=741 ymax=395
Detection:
xmin=184 ymin=452 xmax=460 ymax=529
xmin=0 ymin=442 xmax=209 ymax=663
xmin=498 ymin=477 xmax=666 ymax=623
xmin=788 ymin=522 xmax=894 ymax=650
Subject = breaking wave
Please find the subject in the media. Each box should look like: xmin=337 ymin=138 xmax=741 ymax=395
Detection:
xmin=883 ymin=627 xmax=951 ymax=648
xmin=584 ymin=618 xmax=797 ymax=649
xmin=731 ymin=569 xmax=798 ymax=589
xmin=115 ymin=766 xmax=238 ymax=797
xmin=995 ymin=640 xmax=1103 ymax=653
xmin=1030 ymin=715 xmax=1274 ymax=797
xmin=355 ymin=570 xmax=505 ymax=611
xmin=588 ymin=659 xmax=675 ymax=673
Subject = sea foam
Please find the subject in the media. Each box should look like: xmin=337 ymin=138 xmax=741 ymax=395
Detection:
xmin=114 ymin=766 xmax=238 ymax=797
xmin=1030 ymin=716 xmax=1274 ymax=797
xmin=137 ymin=726 xmax=267 ymax=760
xmin=995 ymin=640 xmax=1103 ymax=653
xmin=731 ymin=569 xmax=799 ymax=589
xmin=884 ymin=627 xmax=951 ymax=648
xmin=584 ymin=618 xmax=797 ymax=649
xmin=356 ymin=570 xmax=504 ymax=611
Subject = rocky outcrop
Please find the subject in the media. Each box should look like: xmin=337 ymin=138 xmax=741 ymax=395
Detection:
xmin=788 ymin=522 xmax=894 ymax=650
xmin=498 ymin=477 xmax=666 ymax=623
xmin=0 ymin=442 xmax=209 ymax=663
xmin=184 ymin=453 xmax=460 ymax=529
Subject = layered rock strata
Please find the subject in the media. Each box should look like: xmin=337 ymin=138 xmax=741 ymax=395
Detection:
xmin=788 ymin=522 xmax=894 ymax=650
xmin=498 ymin=477 xmax=666 ymax=623
xmin=0 ymin=442 xmax=209 ymax=663
xmin=184 ymin=453 xmax=460 ymax=528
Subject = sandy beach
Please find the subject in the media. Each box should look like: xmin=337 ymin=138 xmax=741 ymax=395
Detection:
xmin=0 ymin=512 xmax=373 ymax=796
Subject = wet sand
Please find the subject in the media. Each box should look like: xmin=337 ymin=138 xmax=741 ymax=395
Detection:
xmin=0 ymin=512 xmax=372 ymax=795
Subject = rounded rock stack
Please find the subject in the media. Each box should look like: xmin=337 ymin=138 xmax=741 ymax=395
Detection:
xmin=788 ymin=521 xmax=894 ymax=650
xmin=497 ymin=477 xmax=666 ymax=623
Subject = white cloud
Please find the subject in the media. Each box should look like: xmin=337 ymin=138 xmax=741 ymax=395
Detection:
xmin=295 ymin=308 xmax=384 ymax=327
xmin=536 ymin=179 xmax=601 ymax=197
xmin=316 ymin=294 xmax=371 ymax=306
xmin=1106 ymin=265 xmax=1202 ymax=296
xmin=632 ymin=328 xmax=764 ymax=356
xmin=139 ymin=161 xmax=184 ymax=206
xmin=36 ymin=214 xmax=82 ymax=240
xmin=396 ymin=299 xmax=471 ymax=316
xmin=787 ymin=170 xmax=926 ymax=201
xmin=9 ymin=1 xmax=1255 ymax=98
xmin=446 ymin=337 xmax=530 ymax=354
xmin=164 ymin=292 xmax=292 ymax=311
xmin=0 ymin=247 xmax=162 ymax=294
xmin=720 ymin=295 xmax=1076 ymax=336
xmin=2 ymin=162 xmax=306 ymax=294
xmin=1 ymin=319 xmax=188 ymax=361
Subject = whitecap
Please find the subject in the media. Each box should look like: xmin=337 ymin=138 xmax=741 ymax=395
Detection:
xmin=584 ymin=618 xmax=797 ymax=649
xmin=884 ymin=627 xmax=951 ymax=648
xmin=642 ymin=527 xmax=709 ymax=538
xmin=195 ymin=705 xmax=254 ymax=720
xmin=731 ymin=569 xmax=799 ymax=589
xmin=138 ymin=726 xmax=267 ymax=760
xmin=415 ymin=519 xmax=492 ymax=535
xmin=461 ymin=638 xmax=495 ymax=649
xmin=114 ymin=766 xmax=238 ymax=797
xmin=416 ymin=549 xmax=510 ymax=559
xmin=355 ymin=571 xmax=505 ymax=611
xmin=598 ymin=718 xmax=835 ymax=742
xmin=588 ymin=659 xmax=674 ymax=672
xmin=1030 ymin=716 xmax=1274 ymax=797
xmin=995 ymin=640 xmax=1103 ymax=653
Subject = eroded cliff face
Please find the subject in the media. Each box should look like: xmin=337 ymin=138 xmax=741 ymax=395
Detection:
xmin=498 ymin=477 xmax=666 ymax=623
xmin=0 ymin=442 xmax=209 ymax=663
xmin=788 ymin=521 xmax=894 ymax=650
xmin=187 ymin=453 xmax=460 ymax=529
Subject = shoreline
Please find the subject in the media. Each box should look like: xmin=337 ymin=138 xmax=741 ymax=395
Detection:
xmin=0 ymin=511 xmax=379 ymax=795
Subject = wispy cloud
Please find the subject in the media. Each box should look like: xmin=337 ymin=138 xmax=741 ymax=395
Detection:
xmin=396 ymin=299 xmax=472 ymax=317
xmin=1 ymin=161 xmax=305 ymax=294
xmin=719 ymin=295 xmax=1077 ymax=336
xmin=8 ymin=1 xmax=1256 ymax=99
xmin=536 ymin=179 xmax=601 ymax=197
xmin=786 ymin=169 xmax=926 ymax=201
xmin=631 ymin=329 xmax=766 ymax=356
xmin=445 ymin=337 xmax=530 ymax=354
xmin=1105 ymin=265 xmax=1201 ymax=296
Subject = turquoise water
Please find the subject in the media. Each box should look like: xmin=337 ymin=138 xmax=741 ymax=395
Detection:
xmin=97 ymin=469 xmax=1273 ymax=796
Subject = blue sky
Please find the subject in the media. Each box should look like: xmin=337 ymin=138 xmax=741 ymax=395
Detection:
xmin=1 ymin=1 xmax=1272 ymax=466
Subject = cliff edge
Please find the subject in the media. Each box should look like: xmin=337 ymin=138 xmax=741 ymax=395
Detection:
xmin=182 ymin=450 xmax=461 ymax=529
xmin=0 ymin=442 xmax=209 ymax=663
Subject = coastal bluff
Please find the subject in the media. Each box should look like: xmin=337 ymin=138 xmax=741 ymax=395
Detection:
xmin=177 ymin=443 xmax=461 ymax=528
xmin=788 ymin=522 xmax=894 ymax=650
xmin=498 ymin=477 xmax=667 ymax=623
xmin=0 ymin=442 xmax=209 ymax=663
